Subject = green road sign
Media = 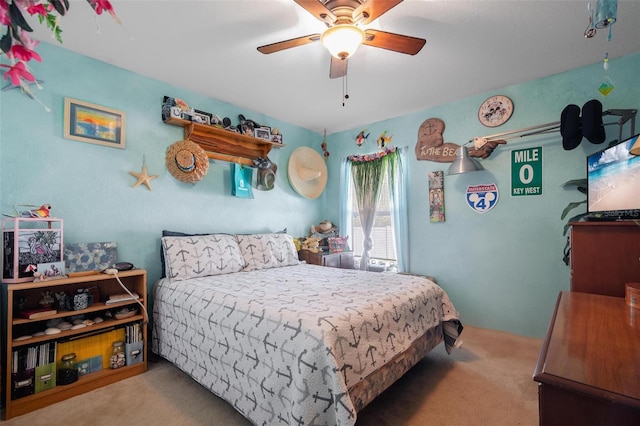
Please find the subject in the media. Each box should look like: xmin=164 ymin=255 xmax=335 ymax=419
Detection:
xmin=511 ymin=147 xmax=542 ymax=196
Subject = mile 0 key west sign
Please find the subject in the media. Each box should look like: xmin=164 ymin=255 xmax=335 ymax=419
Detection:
xmin=511 ymin=147 xmax=542 ymax=197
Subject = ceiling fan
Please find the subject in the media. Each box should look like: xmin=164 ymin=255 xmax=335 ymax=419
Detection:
xmin=257 ymin=0 xmax=426 ymax=79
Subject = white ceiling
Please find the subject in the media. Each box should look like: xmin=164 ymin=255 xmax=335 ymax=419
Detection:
xmin=30 ymin=0 xmax=640 ymax=134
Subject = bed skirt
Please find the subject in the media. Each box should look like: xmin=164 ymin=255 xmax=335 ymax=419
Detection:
xmin=348 ymin=323 xmax=443 ymax=412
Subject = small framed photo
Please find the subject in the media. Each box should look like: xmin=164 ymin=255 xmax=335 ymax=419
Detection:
xmin=271 ymin=134 xmax=283 ymax=144
xmin=36 ymin=261 xmax=66 ymax=280
xmin=240 ymin=122 xmax=254 ymax=137
xmin=254 ymin=126 xmax=271 ymax=141
xmin=64 ymin=97 xmax=126 ymax=149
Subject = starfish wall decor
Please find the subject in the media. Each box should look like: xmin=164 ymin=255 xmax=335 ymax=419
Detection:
xmin=129 ymin=157 xmax=157 ymax=191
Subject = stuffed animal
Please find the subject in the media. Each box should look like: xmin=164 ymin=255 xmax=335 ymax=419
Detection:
xmin=301 ymin=237 xmax=321 ymax=253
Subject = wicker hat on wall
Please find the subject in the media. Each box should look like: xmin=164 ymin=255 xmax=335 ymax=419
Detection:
xmin=165 ymin=140 xmax=209 ymax=183
xmin=288 ymin=146 xmax=328 ymax=199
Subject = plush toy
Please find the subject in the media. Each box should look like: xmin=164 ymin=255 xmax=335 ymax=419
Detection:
xmin=301 ymin=237 xmax=321 ymax=253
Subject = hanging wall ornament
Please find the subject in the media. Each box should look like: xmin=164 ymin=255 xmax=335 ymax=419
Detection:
xmin=129 ymin=155 xmax=157 ymax=191
xmin=355 ymin=129 xmax=370 ymax=147
xmin=321 ymin=129 xmax=330 ymax=160
xmin=594 ymin=0 xmax=617 ymax=41
xmin=377 ymin=131 xmax=393 ymax=149
xmin=598 ymin=53 xmax=615 ymax=96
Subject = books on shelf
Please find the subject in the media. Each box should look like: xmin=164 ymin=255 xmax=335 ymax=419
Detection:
xmin=105 ymin=292 xmax=140 ymax=305
xmin=17 ymin=308 xmax=57 ymax=320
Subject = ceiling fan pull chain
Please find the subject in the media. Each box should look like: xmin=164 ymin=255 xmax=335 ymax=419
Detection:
xmin=342 ymin=74 xmax=350 ymax=107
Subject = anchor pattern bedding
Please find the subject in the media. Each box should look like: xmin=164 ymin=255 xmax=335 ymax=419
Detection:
xmin=152 ymin=263 xmax=462 ymax=426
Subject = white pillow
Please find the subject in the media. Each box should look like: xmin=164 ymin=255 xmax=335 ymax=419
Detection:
xmin=162 ymin=234 xmax=244 ymax=281
xmin=236 ymin=233 xmax=300 ymax=271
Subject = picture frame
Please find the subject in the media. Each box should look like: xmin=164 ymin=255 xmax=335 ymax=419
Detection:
xmin=64 ymin=97 xmax=126 ymax=149
xmin=240 ymin=122 xmax=254 ymax=137
xmin=271 ymin=133 xmax=283 ymax=144
xmin=254 ymin=126 xmax=271 ymax=141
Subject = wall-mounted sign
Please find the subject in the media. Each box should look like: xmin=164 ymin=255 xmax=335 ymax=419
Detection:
xmin=466 ymin=183 xmax=499 ymax=213
xmin=511 ymin=147 xmax=542 ymax=196
xmin=428 ymin=171 xmax=445 ymax=222
xmin=415 ymin=118 xmax=461 ymax=162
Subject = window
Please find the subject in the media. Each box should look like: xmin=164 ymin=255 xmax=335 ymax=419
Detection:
xmin=349 ymin=172 xmax=398 ymax=270
xmin=340 ymin=147 xmax=408 ymax=273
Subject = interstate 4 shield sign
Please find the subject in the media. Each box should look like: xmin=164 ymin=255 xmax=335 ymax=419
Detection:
xmin=466 ymin=183 xmax=499 ymax=213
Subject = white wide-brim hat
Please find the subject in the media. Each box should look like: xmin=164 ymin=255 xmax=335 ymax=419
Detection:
xmin=165 ymin=140 xmax=209 ymax=183
xmin=288 ymin=147 xmax=327 ymax=199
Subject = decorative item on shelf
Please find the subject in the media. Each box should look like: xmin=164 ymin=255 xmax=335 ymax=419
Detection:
xmin=129 ymin=155 xmax=157 ymax=191
xmin=64 ymin=241 xmax=118 ymax=273
xmin=34 ymin=260 xmax=67 ymax=281
xmin=253 ymin=157 xmax=277 ymax=191
xmin=328 ymin=236 xmax=349 ymax=253
xmin=110 ymin=341 xmax=126 ymax=369
xmin=165 ymin=139 xmax=209 ymax=184
xmin=254 ymin=126 xmax=272 ymax=141
xmin=39 ymin=291 xmax=55 ymax=309
xmin=58 ymin=353 xmax=78 ymax=385
xmin=270 ymin=128 xmax=283 ymax=144
xmin=300 ymin=237 xmax=321 ymax=253
xmin=162 ymin=96 xmax=213 ymax=125
xmin=238 ymin=114 xmax=262 ymax=137
xmin=2 ymin=217 xmax=64 ymax=283
xmin=3 ymin=203 xmax=53 ymax=218
xmin=288 ymin=147 xmax=328 ymax=199
xmin=310 ymin=220 xmax=338 ymax=239
xmin=231 ymin=163 xmax=254 ymax=198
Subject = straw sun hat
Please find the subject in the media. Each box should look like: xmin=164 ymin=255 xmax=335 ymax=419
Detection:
xmin=165 ymin=140 xmax=209 ymax=183
xmin=288 ymin=147 xmax=328 ymax=199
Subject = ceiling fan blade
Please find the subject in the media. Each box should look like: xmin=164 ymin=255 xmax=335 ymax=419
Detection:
xmin=294 ymin=0 xmax=336 ymax=24
xmin=257 ymin=34 xmax=320 ymax=54
xmin=353 ymin=0 xmax=403 ymax=25
xmin=363 ymin=29 xmax=426 ymax=55
xmin=330 ymin=56 xmax=348 ymax=79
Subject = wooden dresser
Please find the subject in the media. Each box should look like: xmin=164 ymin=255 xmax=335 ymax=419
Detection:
xmin=533 ymin=291 xmax=640 ymax=425
xmin=570 ymin=222 xmax=640 ymax=297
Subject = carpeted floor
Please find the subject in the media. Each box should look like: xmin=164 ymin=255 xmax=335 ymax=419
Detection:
xmin=2 ymin=325 xmax=542 ymax=425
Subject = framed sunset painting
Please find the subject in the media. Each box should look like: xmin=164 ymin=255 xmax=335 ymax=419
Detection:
xmin=63 ymin=97 xmax=126 ymax=148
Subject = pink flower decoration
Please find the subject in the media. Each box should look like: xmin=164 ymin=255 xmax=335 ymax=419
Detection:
xmin=1 ymin=61 xmax=36 ymax=86
xmin=7 ymin=44 xmax=42 ymax=62
xmin=18 ymin=30 xmax=39 ymax=51
xmin=0 ymin=0 xmax=10 ymax=26
xmin=26 ymin=3 xmax=51 ymax=17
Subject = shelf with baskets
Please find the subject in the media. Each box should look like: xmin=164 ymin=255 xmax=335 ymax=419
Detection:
xmin=2 ymin=269 xmax=147 ymax=420
xmin=164 ymin=117 xmax=285 ymax=166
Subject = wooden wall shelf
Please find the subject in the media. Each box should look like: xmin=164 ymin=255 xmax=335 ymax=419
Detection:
xmin=164 ymin=117 xmax=284 ymax=166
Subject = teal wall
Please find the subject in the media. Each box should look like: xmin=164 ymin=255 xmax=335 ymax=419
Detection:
xmin=1 ymin=42 xmax=638 ymax=337
xmin=0 ymin=42 xmax=325 ymax=291
xmin=325 ymin=51 xmax=640 ymax=337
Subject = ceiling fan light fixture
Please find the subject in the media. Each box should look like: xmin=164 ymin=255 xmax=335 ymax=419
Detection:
xmin=321 ymin=25 xmax=364 ymax=60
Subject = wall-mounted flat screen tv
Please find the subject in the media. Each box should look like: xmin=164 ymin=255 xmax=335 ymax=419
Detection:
xmin=587 ymin=133 xmax=640 ymax=220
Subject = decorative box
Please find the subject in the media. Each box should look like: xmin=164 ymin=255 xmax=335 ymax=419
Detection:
xmin=328 ymin=236 xmax=349 ymax=253
xmin=2 ymin=217 xmax=63 ymax=283
xmin=34 ymin=362 xmax=56 ymax=393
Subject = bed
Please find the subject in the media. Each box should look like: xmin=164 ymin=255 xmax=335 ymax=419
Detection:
xmin=152 ymin=232 xmax=462 ymax=425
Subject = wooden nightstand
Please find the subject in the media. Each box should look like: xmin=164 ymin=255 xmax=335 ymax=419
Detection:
xmin=298 ymin=250 xmax=355 ymax=269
